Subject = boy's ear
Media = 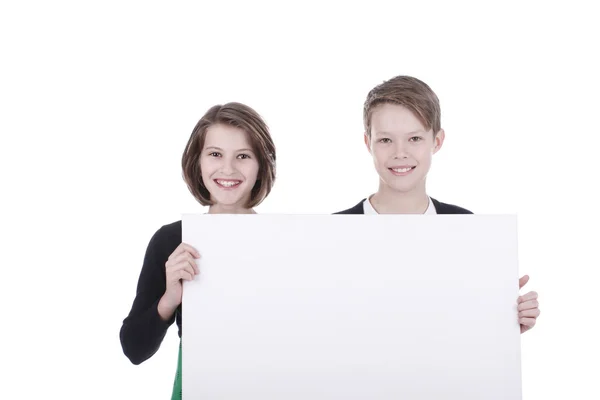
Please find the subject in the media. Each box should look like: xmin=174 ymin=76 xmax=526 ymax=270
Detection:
xmin=433 ymin=129 xmax=445 ymax=154
xmin=364 ymin=133 xmax=372 ymax=154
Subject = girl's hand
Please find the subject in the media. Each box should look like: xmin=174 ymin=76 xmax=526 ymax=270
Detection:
xmin=158 ymin=243 xmax=200 ymax=320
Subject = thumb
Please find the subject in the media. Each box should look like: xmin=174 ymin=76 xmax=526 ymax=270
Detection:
xmin=519 ymin=275 xmax=529 ymax=289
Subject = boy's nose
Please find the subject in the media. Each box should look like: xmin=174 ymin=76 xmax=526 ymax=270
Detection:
xmin=393 ymin=145 xmax=409 ymax=159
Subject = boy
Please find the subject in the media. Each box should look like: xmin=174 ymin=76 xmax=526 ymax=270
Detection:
xmin=335 ymin=75 xmax=540 ymax=333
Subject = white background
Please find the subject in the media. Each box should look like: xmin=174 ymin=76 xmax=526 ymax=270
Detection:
xmin=0 ymin=1 xmax=598 ymax=399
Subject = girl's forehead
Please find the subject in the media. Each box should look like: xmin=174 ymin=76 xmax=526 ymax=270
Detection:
xmin=204 ymin=124 xmax=253 ymax=147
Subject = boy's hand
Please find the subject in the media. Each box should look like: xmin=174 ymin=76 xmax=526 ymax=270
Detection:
xmin=517 ymin=275 xmax=540 ymax=334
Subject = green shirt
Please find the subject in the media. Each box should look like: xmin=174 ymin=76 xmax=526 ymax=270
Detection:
xmin=171 ymin=340 xmax=182 ymax=399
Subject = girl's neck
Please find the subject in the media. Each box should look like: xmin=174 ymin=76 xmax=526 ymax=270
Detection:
xmin=207 ymin=204 xmax=256 ymax=214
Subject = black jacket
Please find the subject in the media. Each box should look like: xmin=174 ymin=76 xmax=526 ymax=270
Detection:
xmin=334 ymin=197 xmax=473 ymax=214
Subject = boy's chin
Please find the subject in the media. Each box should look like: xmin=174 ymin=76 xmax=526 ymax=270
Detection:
xmin=390 ymin=186 xmax=421 ymax=194
xmin=383 ymin=180 xmax=423 ymax=194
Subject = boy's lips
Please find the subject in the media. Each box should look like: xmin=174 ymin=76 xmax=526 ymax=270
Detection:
xmin=214 ymin=179 xmax=242 ymax=189
xmin=388 ymin=166 xmax=416 ymax=176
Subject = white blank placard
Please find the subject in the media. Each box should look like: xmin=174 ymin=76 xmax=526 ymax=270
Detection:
xmin=182 ymin=214 xmax=521 ymax=399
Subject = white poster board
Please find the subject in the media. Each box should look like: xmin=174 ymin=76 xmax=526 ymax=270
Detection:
xmin=182 ymin=214 xmax=522 ymax=399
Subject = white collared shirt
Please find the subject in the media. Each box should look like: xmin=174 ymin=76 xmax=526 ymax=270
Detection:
xmin=363 ymin=196 xmax=437 ymax=215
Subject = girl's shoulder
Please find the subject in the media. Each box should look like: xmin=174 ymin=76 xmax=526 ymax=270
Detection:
xmin=157 ymin=220 xmax=182 ymax=239
xmin=147 ymin=220 xmax=182 ymax=256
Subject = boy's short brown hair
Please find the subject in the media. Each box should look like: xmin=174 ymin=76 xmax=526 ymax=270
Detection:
xmin=363 ymin=75 xmax=441 ymax=137
xmin=181 ymin=102 xmax=276 ymax=208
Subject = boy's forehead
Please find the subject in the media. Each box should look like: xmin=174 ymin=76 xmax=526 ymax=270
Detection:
xmin=371 ymin=103 xmax=428 ymax=135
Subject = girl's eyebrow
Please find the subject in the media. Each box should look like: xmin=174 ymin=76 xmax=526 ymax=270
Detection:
xmin=204 ymin=146 xmax=255 ymax=153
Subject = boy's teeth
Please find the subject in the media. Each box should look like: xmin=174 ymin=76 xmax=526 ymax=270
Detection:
xmin=392 ymin=167 xmax=412 ymax=173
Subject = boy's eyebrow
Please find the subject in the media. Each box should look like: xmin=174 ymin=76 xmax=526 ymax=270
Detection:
xmin=374 ymin=130 xmax=427 ymax=136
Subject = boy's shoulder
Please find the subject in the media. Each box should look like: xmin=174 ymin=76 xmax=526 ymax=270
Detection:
xmin=333 ymin=200 xmax=366 ymax=214
xmin=332 ymin=198 xmax=473 ymax=215
xmin=430 ymin=198 xmax=473 ymax=214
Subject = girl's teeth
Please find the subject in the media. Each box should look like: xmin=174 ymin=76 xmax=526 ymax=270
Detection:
xmin=217 ymin=180 xmax=239 ymax=187
xmin=393 ymin=167 xmax=412 ymax=173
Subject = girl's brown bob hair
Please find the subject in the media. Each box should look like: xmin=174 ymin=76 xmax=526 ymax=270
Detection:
xmin=181 ymin=102 xmax=276 ymax=208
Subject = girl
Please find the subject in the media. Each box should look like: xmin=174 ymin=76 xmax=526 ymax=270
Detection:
xmin=119 ymin=102 xmax=277 ymax=399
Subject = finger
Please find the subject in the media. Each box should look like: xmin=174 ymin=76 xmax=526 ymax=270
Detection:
xmin=168 ymin=243 xmax=189 ymax=260
xmin=185 ymin=256 xmax=200 ymax=275
xmin=519 ymin=275 xmax=529 ymax=289
xmin=518 ymin=291 xmax=538 ymax=303
xmin=167 ymin=262 xmax=196 ymax=281
xmin=173 ymin=252 xmax=198 ymax=266
xmin=179 ymin=243 xmax=201 ymax=258
xmin=517 ymin=299 xmax=539 ymax=311
xmin=168 ymin=253 xmax=198 ymax=273
xmin=175 ymin=263 xmax=196 ymax=277
xmin=178 ymin=269 xmax=194 ymax=282
xmin=176 ymin=253 xmax=199 ymax=275
xmin=166 ymin=264 xmax=192 ymax=283
xmin=519 ymin=309 xmax=541 ymax=318
xmin=169 ymin=243 xmax=201 ymax=260
xmin=189 ymin=258 xmax=200 ymax=275
xmin=519 ymin=317 xmax=536 ymax=327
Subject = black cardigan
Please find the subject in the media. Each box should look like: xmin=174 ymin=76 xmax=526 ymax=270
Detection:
xmin=120 ymin=220 xmax=183 ymax=365
xmin=334 ymin=197 xmax=473 ymax=214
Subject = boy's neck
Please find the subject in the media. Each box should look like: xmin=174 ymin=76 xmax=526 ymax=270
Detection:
xmin=370 ymin=184 xmax=430 ymax=214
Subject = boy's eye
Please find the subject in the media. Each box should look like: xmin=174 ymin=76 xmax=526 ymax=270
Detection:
xmin=409 ymin=136 xmax=423 ymax=142
xmin=379 ymin=138 xmax=391 ymax=143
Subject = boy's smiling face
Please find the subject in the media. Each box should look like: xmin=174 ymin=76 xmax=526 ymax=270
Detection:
xmin=365 ymin=103 xmax=444 ymax=194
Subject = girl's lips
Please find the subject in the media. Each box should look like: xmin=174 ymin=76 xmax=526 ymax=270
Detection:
xmin=214 ymin=179 xmax=242 ymax=189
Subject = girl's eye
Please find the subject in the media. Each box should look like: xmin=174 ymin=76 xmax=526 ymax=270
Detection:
xmin=209 ymin=152 xmax=221 ymax=157
xmin=237 ymin=154 xmax=251 ymax=159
